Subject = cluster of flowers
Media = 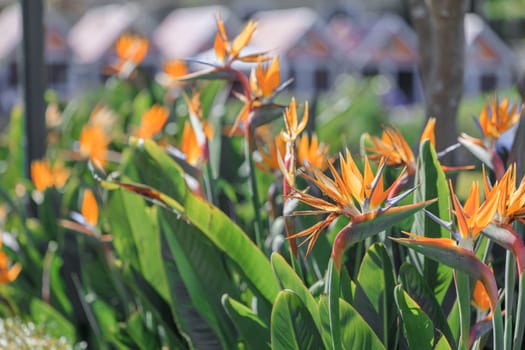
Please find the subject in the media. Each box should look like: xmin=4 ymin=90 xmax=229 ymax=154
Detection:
xmin=22 ymin=16 xmax=525 ymax=326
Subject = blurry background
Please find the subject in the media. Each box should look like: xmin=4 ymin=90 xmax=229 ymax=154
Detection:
xmin=0 ymin=0 xmax=524 ymax=143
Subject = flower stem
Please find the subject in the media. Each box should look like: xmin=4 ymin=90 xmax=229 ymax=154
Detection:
xmin=514 ymin=274 xmax=525 ymax=349
xmin=455 ymin=270 xmax=470 ymax=350
xmin=203 ymin=162 xmax=216 ymax=205
xmin=244 ymin=136 xmax=264 ymax=249
xmin=505 ymin=251 xmax=515 ymax=350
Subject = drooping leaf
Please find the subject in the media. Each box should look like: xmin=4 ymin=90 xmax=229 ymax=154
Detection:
xmin=391 ymin=236 xmax=498 ymax=311
xmin=121 ymin=138 xmax=279 ymax=304
xmin=394 ymin=285 xmax=434 ymax=350
xmin=271 ymin=290 xmax=324 ymax=350
xmin=412 ymin=139 xmax=453 ymax=303
xmin=222 ymin=294 xmax=270 ymax=350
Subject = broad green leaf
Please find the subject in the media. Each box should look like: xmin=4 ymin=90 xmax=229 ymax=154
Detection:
xmin=30 ymin=299 xmax=76 ymax=343
xmin=49 ymin=250 xmax=73 ymax=319
xmin=222 ymin=294 xmax=270 ymax=350
xmin=398 ymin=263 xmax=456 ymax=348
xmin=91 ymin=298 xmax=120 ymax=343
xmin=394 ymin=285 xmax=434 ymax=350
xmin=121 ymin=266 xmax=190 ymax=349
xmin=125 ymin=312 xmax=162 ymax=350
xmin=340 ymin=265 xmax=355 ymax=305
xmin=160 ymin=209 xmax=237 ymax=349
xmin=107 ymin=190 xmax=170 ymax=302
xmin=319 ymin=296 xmax=385 ymax=350
xmin=125 ymin=138 xmax=279 ymax=304
xmin=271 ymin=290 xmax=324 ymax=350
xmin=354 ymin=243 xmax=395 ymax=347
xmin=271 ymin=252 xmax=325 ymax=345
xmin=412 ymin=139 xmax=453 ymax=303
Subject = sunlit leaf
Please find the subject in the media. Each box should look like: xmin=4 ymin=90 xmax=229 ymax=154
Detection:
xmin=271 ymin=290 xmax=324 ymax=350
xmin=319 ymin=296 xmax=385 ymax=350
xmin=222 ymin=294 xmax=270 ymax=350
xmin=394 ymin=286 xmax=434 ymax=350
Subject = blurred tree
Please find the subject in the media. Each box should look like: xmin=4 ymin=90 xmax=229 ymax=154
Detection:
xmin=409 ymin=0 xmax=469 ymax=165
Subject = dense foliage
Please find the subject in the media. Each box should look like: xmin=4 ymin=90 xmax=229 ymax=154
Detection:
xmin=1 ymin=19 xmax=525 ymax=350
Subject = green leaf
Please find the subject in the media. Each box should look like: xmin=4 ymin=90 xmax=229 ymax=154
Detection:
xmin=160 ymin=209 xmax=237 ymax=349
xmin=398 ymin=263 xmax=456 ymax=348
xmin=125 ymin=312 xmax=162 ymax=350
xmin=30 ymin=299 xmax=76 ymax=343
xmin=126 ymin=138 xmax=279 ymax=304
xmin=0 ymin=107 xmax=25 ymax=191
xmin=354 ymin=243 xmax=395 ymax=347
xmin=394 ymin=285 xmax=434 ymax=350
xmin=121 ymin=266 xmax=190 ymax=349
xmin=107 ymin=190 xmax=170 ymax=302
xmin=319 ymin=296 xmax=385 ymax=350
xmin=412 ymin=139 xmax=453 ymax=303
xmin=49 ymin=251 xmax=73 ymax=319
xmin=91 ymin=298 xmax=120 ymax=343
xmin=271 ymin=253 xmax=324 ymax=344
xmin=271 ymin=290 xmax=324 ymax=350
xmin=222 ymin=294 xmax=270 ymax=350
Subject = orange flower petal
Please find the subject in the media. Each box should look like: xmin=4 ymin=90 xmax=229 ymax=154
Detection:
xmin=136 ymin=105 xmax=169 ymax=139
xmin=80 ymin=124 xmax=109 ymax=167
xmin=31 ymin=160 xmax=54 ymax=192
xmin=82 ymin=189 xmax=98 ymax=226
xmin=420 ymin=118 xmax=436 ymax=146
xmin=231 ymin=21 xmax=256 ymax=57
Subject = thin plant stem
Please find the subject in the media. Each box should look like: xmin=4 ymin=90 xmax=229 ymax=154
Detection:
xmin=244 ymin=137 xmax=264 ymax=249
xmin=455 ymin=270 xmax=470 ymax=350
xmin=513 ymin=275 xmax=525 ymax=349
xmin=203 ymin=162 xmax=216 ymax=205
xmin=493 ymin=301 xmax=504 ymax=350
xmin=504 ymin=251 xmax=515 ymax=350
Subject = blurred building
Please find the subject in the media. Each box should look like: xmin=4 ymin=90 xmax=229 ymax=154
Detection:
xmin=67 ymin=3 xmax=157 ymax=92
xmin=463 ymin=13 xmax=515 ymax=96
xmin=330 ymin=13 xmax=422 ymax=104
xmin=153 ymin=5 xmax=236 ymax=61
xmin=0 ymin=2 xmax=518 ymax=110
xmin=249 ymin=7 xmax=342 ymax=95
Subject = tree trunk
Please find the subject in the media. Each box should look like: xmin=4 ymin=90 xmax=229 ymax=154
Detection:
xmin=409 ymin=0 xmax=469 ymax=165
